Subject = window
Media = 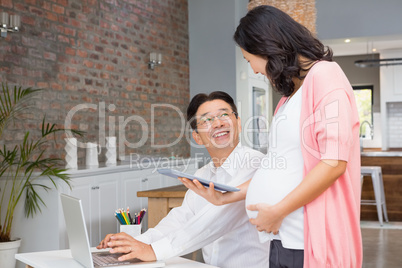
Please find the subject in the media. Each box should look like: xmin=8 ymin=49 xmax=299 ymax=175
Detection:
xmin=353 ymin=85 xmax=373 ymax=138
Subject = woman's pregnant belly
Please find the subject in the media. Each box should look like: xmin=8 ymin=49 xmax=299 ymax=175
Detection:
xmin=245 ymin=163 xmax=305 ymax=248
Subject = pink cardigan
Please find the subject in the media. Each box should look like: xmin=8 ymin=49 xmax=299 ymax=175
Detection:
xmin=275 ymin=61 xmax=363 ymax=267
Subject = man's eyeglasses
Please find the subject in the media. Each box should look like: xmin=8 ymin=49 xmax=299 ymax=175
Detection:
xmin=196 ymin=111 xmax=238 ymax=127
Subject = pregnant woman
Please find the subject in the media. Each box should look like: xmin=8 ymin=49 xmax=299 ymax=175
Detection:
xmin=181 ymin=5 xmax=362 ymax=268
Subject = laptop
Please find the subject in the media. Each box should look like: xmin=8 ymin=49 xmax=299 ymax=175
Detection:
xmin=60 ymin=193 xmax=165 ymax=268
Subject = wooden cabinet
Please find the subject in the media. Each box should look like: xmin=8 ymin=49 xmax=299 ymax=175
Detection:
xmin=361 ymin=156 xmax=402 ymax=221
xmin=137 ymin=185 xmax=187 ymax=228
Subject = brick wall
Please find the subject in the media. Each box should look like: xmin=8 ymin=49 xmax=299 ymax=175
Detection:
xmin=248 ymin=0 xmax=316 ymax=34
xmin=0 ymin=0 xmax=190 ymax=165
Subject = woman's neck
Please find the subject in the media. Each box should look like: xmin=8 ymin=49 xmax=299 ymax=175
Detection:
xmin=289 ymin=56 xmax=317 ymax=99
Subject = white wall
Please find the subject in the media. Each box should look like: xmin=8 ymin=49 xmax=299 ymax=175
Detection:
xmin=188 ymin=0 xmax=247 ymax=160
xmin=188 ymin=0 xmax=238 ymax=98
xmin=316 ymin=0 xmax=402 ymax=40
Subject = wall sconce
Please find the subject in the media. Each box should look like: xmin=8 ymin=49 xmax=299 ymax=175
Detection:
xmin=148 ymin=52 xmax=162 ymax=70
xmin=1 ymin=12 xmax=21 ymax=38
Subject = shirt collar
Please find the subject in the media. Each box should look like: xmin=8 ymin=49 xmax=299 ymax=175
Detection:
xmin=207 ymin=143 xmax=243 ymax=178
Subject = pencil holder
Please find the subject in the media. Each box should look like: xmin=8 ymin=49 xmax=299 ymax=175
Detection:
xmin=120 ymin=224 xmax=142 ymax=238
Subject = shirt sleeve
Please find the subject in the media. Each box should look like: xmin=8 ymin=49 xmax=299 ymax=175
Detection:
xmin=151 ymin=198 xmax=249 ymax=260
xmin=313 ymin=88 xmax=356 ymax=161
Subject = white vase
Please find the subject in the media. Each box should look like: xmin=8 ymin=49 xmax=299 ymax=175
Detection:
xmin=0 ymin=238 xmax=21 ymax=268
xmin=86 ymin=142 xmax=101 ymax=168
xmin=105 ymin=137 xmax=117 ymax=166
xmin=64 ymin=138 xmax=78 ymax=169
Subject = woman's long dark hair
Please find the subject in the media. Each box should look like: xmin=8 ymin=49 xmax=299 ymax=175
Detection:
xmin=234 ymin=5 xmax=333 ymax=96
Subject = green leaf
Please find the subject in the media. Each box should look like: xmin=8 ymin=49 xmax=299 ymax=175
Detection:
xmin=0 ymin=83 xmax=41 ymax=137
xmin=24 ymin=182 xmax=47 ymax=217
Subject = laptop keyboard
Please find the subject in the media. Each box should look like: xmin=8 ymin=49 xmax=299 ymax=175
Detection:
xmin=93 ymin=252 xmax=131 ymax=266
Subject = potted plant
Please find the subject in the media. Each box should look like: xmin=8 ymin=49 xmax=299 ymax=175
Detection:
xmin=0 ymin=83 xmax=82 ymax=267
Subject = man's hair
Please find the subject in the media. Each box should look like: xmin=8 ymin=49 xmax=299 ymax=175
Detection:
xmin=233 ymin=5 xmax=333 ymax=97
xmin=187 ymin=91 xmax=238 ymax=131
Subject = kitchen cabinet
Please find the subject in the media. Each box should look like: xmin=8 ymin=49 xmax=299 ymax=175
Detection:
xmin=120 ymin=169 xmax=163 ymax=231
xmin=121 ymin=171 xmax=146 ymax=217
xmin=361 ymin=154 xmax=402 ymax=221
xmin=68 ymin=174 xmax=120 ymax=247
xmin=379 ymin=49 xmax=402 ymax=150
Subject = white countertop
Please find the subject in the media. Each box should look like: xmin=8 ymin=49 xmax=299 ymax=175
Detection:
xmin=66 ymin=157 xmax=199 ymax=178
xmin=361 ymin=151 xmax=402 ymax=157
xmin=15 ymin=249 xmax=218 ymax=268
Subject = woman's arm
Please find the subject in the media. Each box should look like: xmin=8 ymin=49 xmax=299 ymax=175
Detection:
xmin=179 ymin=177 xmax=251 ymax=205
xmin=248 ymin=159 xmax=347 ymax=233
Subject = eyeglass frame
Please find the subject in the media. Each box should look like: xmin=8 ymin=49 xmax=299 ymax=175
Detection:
xmin=195 ymin=111 xmax=238 ymax=129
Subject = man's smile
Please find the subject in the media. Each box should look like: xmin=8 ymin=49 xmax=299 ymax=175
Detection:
xmin=212 ymin=130 xmax=229 ymax=138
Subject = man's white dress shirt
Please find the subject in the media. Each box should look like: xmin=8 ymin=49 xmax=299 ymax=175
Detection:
xmin=135 ymin=144 xmax=270 ymax=268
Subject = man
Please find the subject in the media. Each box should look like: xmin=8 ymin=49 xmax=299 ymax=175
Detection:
xmin=97 ymin=91 xmax=269 ymax=267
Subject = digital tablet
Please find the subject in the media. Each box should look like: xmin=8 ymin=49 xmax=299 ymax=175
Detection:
xmin=157 ymin=168 xmax=240 ymax=192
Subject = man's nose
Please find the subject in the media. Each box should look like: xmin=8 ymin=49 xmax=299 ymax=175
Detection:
xmin=211 ymin=117 xmax=224 ymax=128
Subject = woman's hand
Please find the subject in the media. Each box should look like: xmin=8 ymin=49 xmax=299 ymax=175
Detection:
xmin=97 ymin=232 xmax=156 ymax=262
xmin=247 ymin=203 xmax=284 ymax=235
xmin=179 ymin=177 xmax=250 ymax=205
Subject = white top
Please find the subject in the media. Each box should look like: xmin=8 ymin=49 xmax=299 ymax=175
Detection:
xmin=246 ymin=86 xmax=305 ymax=250
xmin=135 ymin=144 xmax=270 ymax=268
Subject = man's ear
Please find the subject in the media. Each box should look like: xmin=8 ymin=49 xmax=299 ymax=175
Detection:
xmin=192 ymin=130 xmax=204 ymax=145
xmin=237 ymin=116 xmax=242 ymax=132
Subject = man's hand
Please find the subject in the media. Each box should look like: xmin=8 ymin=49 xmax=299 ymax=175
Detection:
xmin=179 ymin=177 xmax=250 ymax=205
xmin=96 ymin=232 xmax=156 ymax=262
